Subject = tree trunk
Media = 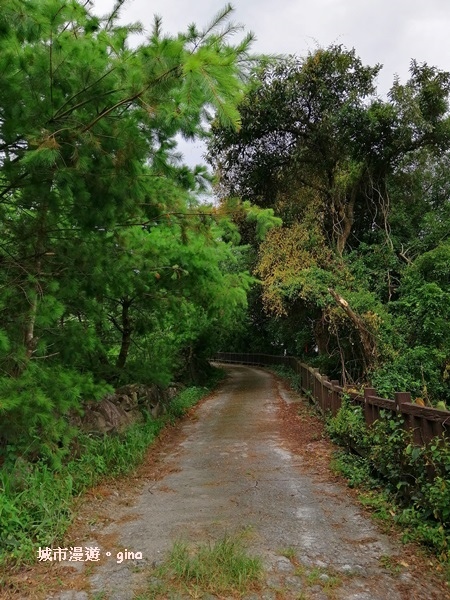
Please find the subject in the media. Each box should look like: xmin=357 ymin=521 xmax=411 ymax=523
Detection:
xmin=24 ymin=259 xmax=41 ymax=361
xmin=116 ymin=297 xmax=133 ymax=370
xmin=15 ymin=191 xmax=49 ymax=375
xmin=335 ymin=193 xmax=355 ymax=256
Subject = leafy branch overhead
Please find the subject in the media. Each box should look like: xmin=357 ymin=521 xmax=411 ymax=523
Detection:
xmin=0 ymin=1 xmax=256 ymax=459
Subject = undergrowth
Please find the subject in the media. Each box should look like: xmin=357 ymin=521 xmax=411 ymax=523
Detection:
xmin=269 ymin=365 xmax=305 ymax=397
xmin=0 ymin=379 xmax=220 ymax=570
xmin=326 ymin=398 xmax=450 ymax=565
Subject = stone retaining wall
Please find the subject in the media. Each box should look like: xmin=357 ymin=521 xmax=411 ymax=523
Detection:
xmin=71 ymin=383 xmax=183 ymax=435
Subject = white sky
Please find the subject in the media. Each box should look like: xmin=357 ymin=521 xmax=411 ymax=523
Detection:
xmin=92 ymin=0 xmax=450 ymax=167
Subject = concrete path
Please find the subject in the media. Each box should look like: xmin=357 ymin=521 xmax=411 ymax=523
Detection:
xmin=47 ymin=365 xmax=448 ymax=600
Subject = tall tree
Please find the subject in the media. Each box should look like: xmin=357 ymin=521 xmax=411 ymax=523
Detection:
xmin=208 ymin=46 xmax=450 ymax=388
xmin=208 ymin=47 xmax=450 ymax=255
xmin=0 ymin=1 xmax=257 ymax=458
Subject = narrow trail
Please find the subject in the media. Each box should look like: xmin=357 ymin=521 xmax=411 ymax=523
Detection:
xmin=38 ymin=365 xmax=448 ymax=599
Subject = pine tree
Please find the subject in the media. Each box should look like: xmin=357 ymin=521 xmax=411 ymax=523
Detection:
xmin=0 ymin=1 xmax=255 ymax=458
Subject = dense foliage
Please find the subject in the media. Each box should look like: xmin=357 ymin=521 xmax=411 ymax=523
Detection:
xmin=0 ymin=1 xmax=272 ymax=463
xmin=208 ymin=45 xmax=450 ymax=403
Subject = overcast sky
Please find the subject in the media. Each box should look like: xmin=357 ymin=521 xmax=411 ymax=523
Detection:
xmin=92 ymin=0 xmax=450 ymax=167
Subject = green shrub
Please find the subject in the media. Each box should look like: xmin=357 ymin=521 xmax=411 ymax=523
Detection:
xmin=270 ymin=365 xmax=303 ymax=393
xmin=325 ymin=396 xmax=370 ymax=451
xmin=168 ymin=387 xmax=208 ymax=420
xmin=330 ymin=451 xmax=375 ymax=488
xmin=327 ymin=400 xmax=450 ymax=561
xmin=0 ymin=365 xmax=112 ymax=468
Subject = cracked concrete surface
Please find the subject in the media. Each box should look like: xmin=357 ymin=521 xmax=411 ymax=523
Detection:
xmin=47 ymin=365 xmax=448 ymax=600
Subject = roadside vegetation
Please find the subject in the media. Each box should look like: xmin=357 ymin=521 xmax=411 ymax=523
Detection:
xmin=326 ymin=400 xmax=450 ymax=565
xmin=272 ymin=366 xmax=450 ymax=571
xmin=141 ymin=533 xmax=263 ymax=599
xmin=0 ymin=382 xmax=220 ymax=570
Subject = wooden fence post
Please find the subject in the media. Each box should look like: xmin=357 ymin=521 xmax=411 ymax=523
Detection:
xmin=364 ymin=388 xmax=377 ymax=427
xmin=319 ymin=376 xmax=325 ymax=411
xmin=313 ymin=369 xmax=320 ymax=406
xmin=396 ymin=391 xmax=423 ymax=445
xmin=394 ymin=391 xmax=411 ymax=411
xmin=323 ymin=377 xmax=331 ymax=413
xmin=330 ymin=380 xmax=340 ymax=416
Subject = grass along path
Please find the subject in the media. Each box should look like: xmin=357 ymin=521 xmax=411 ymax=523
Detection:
xmin=0 ymin=383 xmax=217 ymax=584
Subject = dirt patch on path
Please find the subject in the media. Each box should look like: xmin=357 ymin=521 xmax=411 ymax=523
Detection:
xmin=6 ymin=365 xmax=450 ymax=600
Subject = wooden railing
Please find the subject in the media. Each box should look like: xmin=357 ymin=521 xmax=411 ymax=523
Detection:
xmin=214 ymin=352 xmax=450 ymax=446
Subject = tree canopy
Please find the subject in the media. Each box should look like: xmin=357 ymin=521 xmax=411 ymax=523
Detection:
xmin=0 ymin=0 xmax=268 ymax=460
xmin=208 ymin=45 xmax=450 ymax=402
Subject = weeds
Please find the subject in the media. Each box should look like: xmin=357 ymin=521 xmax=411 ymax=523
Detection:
xmin=145 ymin=534 xmax=263 ymax=598
xmin=306 ymin=566 xmax=341 ymax=590
xmin=330 ymin=451 xmax=377 ymax=489
xmin=379 ymin=554 xmax=402 ymax=575
xmin=279 ymin=546 xmax=298 ymax=562
xmin=294 ymin=563 xmax=342 ymax=598
xmin=270 ymin=366 xmax=303 ymax=394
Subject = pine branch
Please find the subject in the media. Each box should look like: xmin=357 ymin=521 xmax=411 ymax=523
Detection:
xmin=152 ymin=15 xmax=163 ymax=39
xmin=0 ymin=172 xmax=29 ymax=200
xmin=105 ymin=0 xmax=127 ymax=31
xmin=49 ymin=28 xmax=54 ymax=110
xmin=108 ymin=313 xmax=123 ymax=334
xmin=199 ymin=3 xmax=234 ymax=42
xmin=51 ymin=87 xmax=126 ymax=124
xmin=80 ymin=65 xmax=181 ymax=133
xmin=50 ymin=67 xmax=118 ymax=122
